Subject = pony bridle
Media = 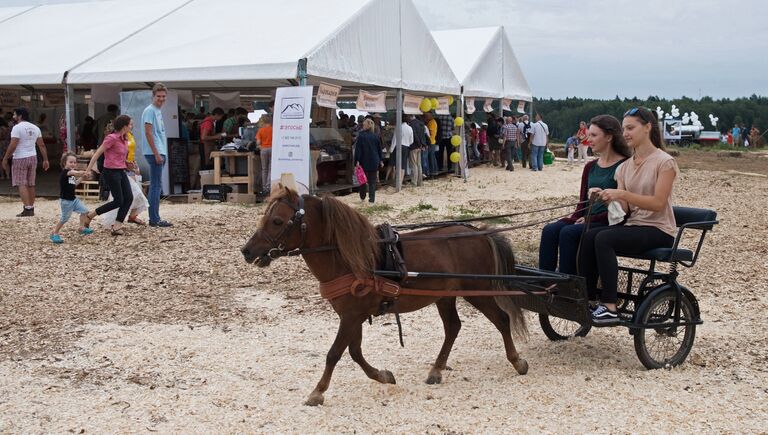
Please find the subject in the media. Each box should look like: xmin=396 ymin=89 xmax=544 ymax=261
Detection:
xmin=259 ymin=195 xmax=307 ymax=261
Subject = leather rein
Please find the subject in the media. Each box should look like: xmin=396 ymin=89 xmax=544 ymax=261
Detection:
xmin=256 ymin=195 xmax=599 ymax=300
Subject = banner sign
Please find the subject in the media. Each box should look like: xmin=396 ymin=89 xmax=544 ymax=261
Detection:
xmin=435 ymin=97 xmax=451 ymax=115
xmin=272 ymin=86 xmax=313 ymax=194
xmin=316 ymin=82 xmax=341 ymax=109
xmin=209 ymin=91 xmax=241 ymax=110
xmin=465 ymin=97 xmax=475 ymax=115
xmin=403 ymin=93 xmax=423 ymax=115
xmin=356 ymin=90 xmax=387 ymax=113
xmin=0 ymin=89 xmax=20 ymax=107
xmin=483 ymin=98 xmax=494 ymax=112
xmin=502 ymin=98 xmax=512 ymax=111
xmin=44 ymin=92 xmax=66 ymax=107
xmin=517 ymin=101 xmax=526 ymax=114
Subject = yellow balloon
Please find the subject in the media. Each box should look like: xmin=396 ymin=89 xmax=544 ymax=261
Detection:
xmin=450 ymin=152 xmax=461 ymax=163
xmin=430 ymin=97 xmax=439 ymax=110
xmin=454 ymin=116 xmax=464 ymax=127
xmin=450 ymin=135 xmax=461 ymax=147
xmin=448 ymin=96 xmax=454 ymax=105
xmin=419 ymin=98 xmax=432 ymax=113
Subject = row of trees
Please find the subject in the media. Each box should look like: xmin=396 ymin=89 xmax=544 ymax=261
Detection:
xmin=529 ymin=95 xmax=768 ymax=141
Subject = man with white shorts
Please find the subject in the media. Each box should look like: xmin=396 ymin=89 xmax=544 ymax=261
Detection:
xmin=1 ymin=107 xmax=50 ymax=217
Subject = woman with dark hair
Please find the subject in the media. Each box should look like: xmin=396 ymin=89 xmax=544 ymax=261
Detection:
xmin=83 ymin=115 xmax=135 ymax=235
xmin=539 ymin=114 xmax=631 ymax=275
xmin=579 ymin=107 xmax=678 ymax=324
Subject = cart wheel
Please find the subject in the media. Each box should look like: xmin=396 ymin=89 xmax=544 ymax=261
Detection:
xmin=538 ymin=314 xmax=591 ymax=341
xmin=633 ymin=290 xmax=697 ymax=369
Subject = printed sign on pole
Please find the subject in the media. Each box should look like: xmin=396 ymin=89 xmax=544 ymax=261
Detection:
xmin=517 ymin=101 xmax=526 ymax=114
xmin=435 ymin=97 xmax=451 ymax=115
xmin=271 ymin=86 xmax=313 ymax=194
xmin=316 ymin=82 xmax=341 ymax=109
xmin=403 ymin=93 xmax=423 ymax=115
xmin=502 ymin=98 xmax=512 ymax=111
xmin=356 ymin=90 xmax=387 ymax=113
xmin=465 ymin=97 xmax=476 ymax=114
xmin=483 ymin=99 xmax=494 ymax=113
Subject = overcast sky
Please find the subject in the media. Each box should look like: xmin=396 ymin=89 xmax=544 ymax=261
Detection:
xmin=415 ymin=0 xmax=767 ymax=99
xmin=2 ymin=0 xmax=766 ymax=99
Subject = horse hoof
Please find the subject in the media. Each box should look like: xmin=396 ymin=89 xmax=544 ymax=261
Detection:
xmin=304 ymin=393 xmax=324 ymax=406
xmin=379 ymin=370 xmax=396 ymax=384
xmin=425 ymin=374 xmax=442 ymax=385
xmin=513 ymin=358 xmax=529 ymax=375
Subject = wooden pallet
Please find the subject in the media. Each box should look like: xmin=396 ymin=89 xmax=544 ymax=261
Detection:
xmin=75 ymin=180 xmax=100 ymax=198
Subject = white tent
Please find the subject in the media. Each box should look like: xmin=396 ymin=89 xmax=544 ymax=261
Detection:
xmin=68 ymin=0 xmax=460 ymax=95
xmin=0 ymin=0 xmax=190 ymax=86
xmin=431 ymin=26 xmax=532 ymax=101
xmin=0 ymin=5 xmax=34 ymax=24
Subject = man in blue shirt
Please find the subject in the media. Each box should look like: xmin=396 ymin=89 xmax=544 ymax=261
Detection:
xmin=732 ymin=125 xmax=741 ymax=148
xmin=565 ymin=135 xmax=579 ymax=164
xmin=142 ymin=83 xmax=172 ymax=227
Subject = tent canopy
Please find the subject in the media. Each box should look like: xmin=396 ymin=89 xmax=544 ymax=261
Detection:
xmin=0 ymin=0 xmax=190 ymax=86
xmin=67 ymin=0 xmax=459 ymax=95
xmin=0 ymin=5 xmax=34 ymax=24
xmin=431 ymin=26 xmax=532 ymax=102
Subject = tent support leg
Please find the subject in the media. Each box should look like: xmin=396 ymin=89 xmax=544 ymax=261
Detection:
xmin=395 ymin=89 xmax=403 ymax=192
xmin=65 ymin=84 xmax=75 ymax=153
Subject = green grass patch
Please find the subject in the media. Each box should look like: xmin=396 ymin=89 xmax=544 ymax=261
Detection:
xmin=405 ymin=201 xmax=436 ymax=214
xmin=359 ymin=203 xmax=394 ymax=215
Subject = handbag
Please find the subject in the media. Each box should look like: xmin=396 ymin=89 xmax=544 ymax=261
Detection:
xmin=497 ymin=137 xmax=505 ymax=145
xmin=354 ymin=165 xmax=367 ymax=185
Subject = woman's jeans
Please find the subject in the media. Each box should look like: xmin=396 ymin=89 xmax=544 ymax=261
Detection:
xmin=358 ymin=170 xmax=378 ymax=203
xmin=539 ymin=220 xmax=606 ymax=275
xmin=95 ymin=168 xmax=133 ymax=223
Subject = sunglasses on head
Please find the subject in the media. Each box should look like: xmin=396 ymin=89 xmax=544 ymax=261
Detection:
xmin=624 ymin=107 xmax=653 ymax=123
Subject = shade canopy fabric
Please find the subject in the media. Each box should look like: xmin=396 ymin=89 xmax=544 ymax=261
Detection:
xmin=0 ymin=0 xmax=190 ymax=86
xmin=0 ymin=5 xmax=34 ymax=24
xmin=431 ymin=26 xmax=532 ymax=101
xmin=65 ymin=0 xmax=459 ymax=94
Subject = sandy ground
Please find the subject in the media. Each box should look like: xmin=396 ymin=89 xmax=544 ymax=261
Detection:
xmin=0 ymin=152 xmax=767 ymax=433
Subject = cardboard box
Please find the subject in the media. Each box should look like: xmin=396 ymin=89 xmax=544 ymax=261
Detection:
xmin=188 ymin=191 xmax=203 ymax=204
xmin=227 ymin=193 xmax=257 ymax=204
xmin=199 ymin=170 xmax=214 ymax=187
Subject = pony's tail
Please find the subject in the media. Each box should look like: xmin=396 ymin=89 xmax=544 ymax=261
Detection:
xmin=489 ymin=233 xmax=528 ymax=339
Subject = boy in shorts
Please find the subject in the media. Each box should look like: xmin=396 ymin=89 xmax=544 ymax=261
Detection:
xmin=51 ymin=153 xmax=94 ymax=243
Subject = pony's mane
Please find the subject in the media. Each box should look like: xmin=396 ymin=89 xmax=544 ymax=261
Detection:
xmin=321 ymin=195 xmax=381 ymax=279
xmin=266 ymin=187 xmax=380 ymax=279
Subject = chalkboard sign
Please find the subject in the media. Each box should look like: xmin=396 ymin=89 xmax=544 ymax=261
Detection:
xmin=169 ymin=139 xmax=189 ymax=190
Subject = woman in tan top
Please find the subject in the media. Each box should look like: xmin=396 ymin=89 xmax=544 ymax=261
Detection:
xmin=578 ymin=107 xmax=678 ymax=324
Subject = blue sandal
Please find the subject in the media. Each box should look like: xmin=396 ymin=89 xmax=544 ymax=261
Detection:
xmin=50 ymin=234 xmax=64 ymax=244
xmin=79 ymin=228 xmax=94 ymax=235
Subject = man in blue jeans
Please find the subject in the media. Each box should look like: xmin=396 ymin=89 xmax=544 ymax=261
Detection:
xmin=142 ymin=83 xmax=172 ymax=227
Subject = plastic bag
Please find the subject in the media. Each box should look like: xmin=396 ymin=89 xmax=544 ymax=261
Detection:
xmin=354 ymin=165 xmax=367 ymax=186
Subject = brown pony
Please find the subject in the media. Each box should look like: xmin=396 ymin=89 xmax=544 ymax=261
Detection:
xmin=241 ymin=187 xmax=528 ymax=406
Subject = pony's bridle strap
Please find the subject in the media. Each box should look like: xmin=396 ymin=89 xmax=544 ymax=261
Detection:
xmin=263 ymin=195 xmax=307 ymax=259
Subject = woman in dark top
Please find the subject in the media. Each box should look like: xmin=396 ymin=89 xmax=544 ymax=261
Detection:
xmin=354 ymin=118 xmax=384 ymax=203
xmin=538 ymin=115 xmax=631 ymax=274
xmin=84 ymin=115 xmax=135 ymax=236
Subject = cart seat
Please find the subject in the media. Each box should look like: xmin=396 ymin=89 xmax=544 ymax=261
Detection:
xmin=621 ymin=207 xmax=717 ymax=265
xmin=626 ymin=247 xmax=693 ymax=262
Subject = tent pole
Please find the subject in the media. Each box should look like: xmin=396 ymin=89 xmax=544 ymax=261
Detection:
xmin=297 ymin=58 xmax=314 ymax=195
xmin=64 ymin=83 xmax=75 ymax=153
xmin=459 ymin=94 xmax=466 ymax=181
xmin=395 ymin=89 xmax=403 ymax=192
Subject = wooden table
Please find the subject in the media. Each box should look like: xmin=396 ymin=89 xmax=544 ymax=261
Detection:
xmin=211 ymin=151 xmax=259 ymax=194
